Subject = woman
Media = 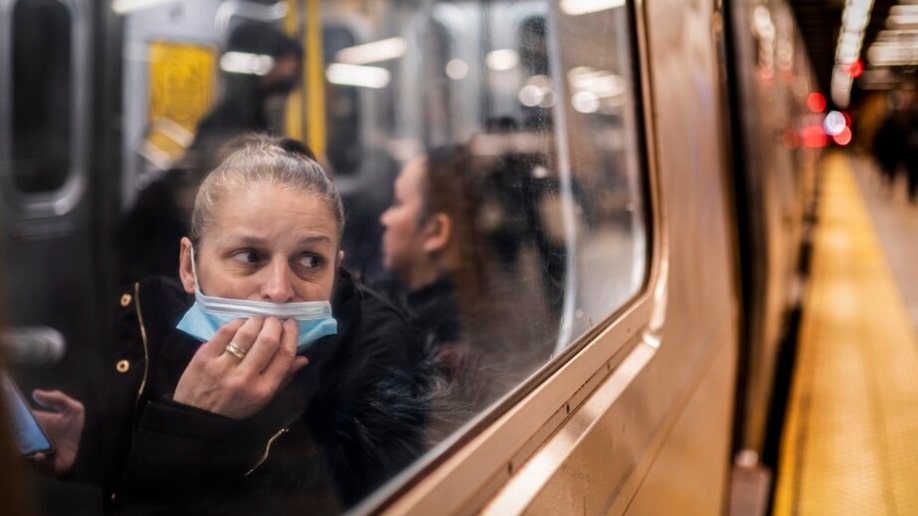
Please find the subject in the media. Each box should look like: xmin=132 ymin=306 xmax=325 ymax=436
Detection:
xmin=377 ymin=145 xmax=486 ymax=383
xmin=376 ymin=145 xmax=516 ymax=445
xmin=30 ymin=135 xmax=429 ymax=514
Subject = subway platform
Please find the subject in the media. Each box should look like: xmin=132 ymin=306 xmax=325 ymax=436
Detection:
xmin=773 ymin=152 xmax=918 ymax=515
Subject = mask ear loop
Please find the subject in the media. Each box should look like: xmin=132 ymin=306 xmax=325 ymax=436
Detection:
xmin=189 ymin=245 xmax=203 ymax=295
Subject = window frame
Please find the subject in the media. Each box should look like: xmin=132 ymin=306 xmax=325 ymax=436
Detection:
xmin=0 ymin=0 xmax=89 ymax=218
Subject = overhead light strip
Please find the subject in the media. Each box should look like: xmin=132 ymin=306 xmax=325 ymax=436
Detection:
xmin=831 ymin=0 xmax=874 ymax=108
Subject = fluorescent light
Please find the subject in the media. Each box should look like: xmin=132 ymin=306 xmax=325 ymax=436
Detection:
xmin=326 ymin=63 xmax=391 ymax=89
xmin=445 ymin=59 xmax=469 ymax=80
xmin=335 ymin=37 xmax=407 ymax=65
xmin=519 ymin=85 xmax=544 ymax=107
xmin=112 ymin=0 xmax=179 ymax=14
xmin=486 ymin=49 xmax=519 ymax=71
xmin=560 ymin=0 xmax=626 ymax=15
xmin=890 ymin=5 xmax=918 ymax=16
xmin=568 ymin=67 xmax=626 ymax=99
xmin=219 ymin=52 xmax=275 ymax=76
xmin=754 ymin=6 xmax=776 ymax=38
xmin=875 ymin=29 xmax=918 ymax=39
xmin=572 ymin=91 xmax=600 ymax=113
xmin=867 ymin=43 xmax=918 ymax=65
xmin=831 ymin=0 xmax=875 ymax=108
xmin=889 ymin=14 xmax=918 ymax=26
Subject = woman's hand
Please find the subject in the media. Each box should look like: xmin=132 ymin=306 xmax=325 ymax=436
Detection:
xmin=29 ymin=390 xmax=85 ymax=477
xmin=173 ymin=317 xmax=309 ymax=419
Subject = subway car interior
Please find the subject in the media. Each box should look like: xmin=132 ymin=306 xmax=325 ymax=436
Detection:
xmin=0 ymin=0 xmax=916 ymax=514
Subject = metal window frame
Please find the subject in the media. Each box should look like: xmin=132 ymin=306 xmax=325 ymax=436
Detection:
xmin=0 ymin=0 xmax=88 ymax=218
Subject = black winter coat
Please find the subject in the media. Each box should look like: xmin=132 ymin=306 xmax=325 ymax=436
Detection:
xmin=72 ymin=271 xmax=428 ymax=515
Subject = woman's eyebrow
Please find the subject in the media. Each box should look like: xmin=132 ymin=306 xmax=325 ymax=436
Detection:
xmin=298 ymin=235 xmax=333 ymax=247
xmin=234 ymin=235 xmax=270 ymax=247
xmin=229 ymin=235 xmax=332 ymax=247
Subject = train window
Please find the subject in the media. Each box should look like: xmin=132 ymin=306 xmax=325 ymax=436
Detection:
xmin=30 ymin=1 xmax=652 ymax=512
xmin=320 ymin=0 xmax=649 ymax=454
xmin=10 ymin=0 xmax=73 ymax=194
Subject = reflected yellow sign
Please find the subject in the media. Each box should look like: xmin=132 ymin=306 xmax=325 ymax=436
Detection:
xmin=146 ymin=40 xmax=216 ymax=168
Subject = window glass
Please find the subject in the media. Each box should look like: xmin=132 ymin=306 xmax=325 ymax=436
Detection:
xmin=556 ymin=3 xmax=648 ymax=341
xmin=11 ymin=0 xmax=73 ymax=193
xmin=325 ymin=0 xmax=648 ymax=442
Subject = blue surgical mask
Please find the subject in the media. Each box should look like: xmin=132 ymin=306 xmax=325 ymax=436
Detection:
xmin=176 ymin=248 xmax=338 ymax=352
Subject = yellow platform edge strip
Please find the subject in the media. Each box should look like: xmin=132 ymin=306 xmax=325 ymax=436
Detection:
xmin=774 ymin=153 xmax=918 ymax=516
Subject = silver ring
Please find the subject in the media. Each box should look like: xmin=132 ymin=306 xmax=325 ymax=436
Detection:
xmin=225 ymin=342 xmax=247 ymax=360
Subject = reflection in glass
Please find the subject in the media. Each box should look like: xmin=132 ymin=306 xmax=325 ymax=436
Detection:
xmin=320 ymin=0 xmax=647 ymax=468
xmin=556 ymin=5 xmax=647 ymax=343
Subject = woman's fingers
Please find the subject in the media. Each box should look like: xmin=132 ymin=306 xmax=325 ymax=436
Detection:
xmin=260 ymin=319 xmax=299 ymax=382
xmin=236 ymin=317 xmax=284 ymax=374
xmin=176 ymin=317 xmax=304 ymax=419
xmin=32 ymin=389 xmax=82 ymax=414
xmin=216 ymin=317 xmax=263 ymax=364
xmin=200 ymin=319 xmax=246 ymax=358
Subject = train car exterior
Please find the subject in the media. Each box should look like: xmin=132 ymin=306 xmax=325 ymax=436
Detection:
xmin=0 ymin=0 xmax=819 ymax=514
xmin=725 ymin=0 xmax=821 ymax=469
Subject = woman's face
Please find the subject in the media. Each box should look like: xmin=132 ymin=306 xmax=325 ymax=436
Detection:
xmin=380 ymin=158 xmax=429 ymax=281
xmin=180 ymin=183 xmax=340 ymax=302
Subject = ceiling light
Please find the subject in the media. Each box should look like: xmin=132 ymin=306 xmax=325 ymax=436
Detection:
xmin=112 ymin=0 xmax=179 ymax=14
xmin=335 ymin=37 xmax=407 ymax=65
xmin=486 ymin=49 xmax=520 ymax=71
xmin=560 ymin=0 xmax=626 ymax=15
xmin=326 ymin=63 xmax=391 ymax=89
xmin=219 ymin=52 xmax=275 ymax=76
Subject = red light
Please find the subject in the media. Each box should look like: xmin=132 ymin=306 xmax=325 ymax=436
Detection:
xmin=833 ymin=126 xmax=852 ymax=146
xmin=802 ymin=125 xmax=828 ymax=148
xmin=847 ymin=59 xmax=863 ymax=78
xmin=807 ymin=92 xmax=827 ymax=113
xmin=783 ymin=129 xmax=801 ymax=149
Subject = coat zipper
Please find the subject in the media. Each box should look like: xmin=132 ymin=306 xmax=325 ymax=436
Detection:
xmin=243 ymin=427 xmax=289 ymax=477
xmin=133 ymin=282 xmax=150 ymax=406
xmin=113 ymin=283 xmax=152 ymax=506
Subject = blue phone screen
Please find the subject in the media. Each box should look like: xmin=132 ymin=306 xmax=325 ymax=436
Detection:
xmin=1 ymin=371 xmax=52 ymax=456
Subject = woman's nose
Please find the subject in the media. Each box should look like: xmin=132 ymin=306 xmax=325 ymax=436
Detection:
xmin=260 ymin=260 xmax=295 ymax=302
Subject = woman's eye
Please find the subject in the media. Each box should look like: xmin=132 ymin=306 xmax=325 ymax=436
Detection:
xmin=231 ymin=250 xmax=262 ymax=265
xmin=297 ymin=254 xmax=323 ymax=269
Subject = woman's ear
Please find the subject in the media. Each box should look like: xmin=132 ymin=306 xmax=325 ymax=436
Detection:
xmin=178 ymin=237 xmax=196 ymax=294
xmin=422 ymin=213 xmax=452 ymax=254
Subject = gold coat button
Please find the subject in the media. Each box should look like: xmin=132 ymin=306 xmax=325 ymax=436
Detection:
xmin=116 ymin=360 xmax=130 ymax=373
xmin=120 ymin=294 xmax=132 ymax=307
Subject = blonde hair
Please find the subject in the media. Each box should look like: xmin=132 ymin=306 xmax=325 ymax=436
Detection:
xmin=190 ymin=134 xmax=344 ymax=245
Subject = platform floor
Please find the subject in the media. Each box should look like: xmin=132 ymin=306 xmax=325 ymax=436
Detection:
xmin=773 ymin=152 xmax=918 ymax=515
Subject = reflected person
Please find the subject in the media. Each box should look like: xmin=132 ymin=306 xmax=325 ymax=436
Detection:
xmin=119 ymin=23 xmax=303 ymax=282
xmin=377 ymin=145 xmax=486 ymax=384
xmin=30 ymin=135 xmax=428 ymax=513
